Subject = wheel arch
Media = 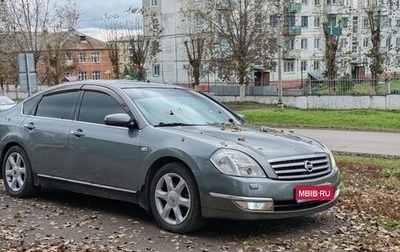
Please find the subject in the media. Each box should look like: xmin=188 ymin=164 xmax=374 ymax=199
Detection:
xmin=0 ymin=142 xmax=39 ymax=186
xmin=138 ymin=157 xmax=201 ymax=213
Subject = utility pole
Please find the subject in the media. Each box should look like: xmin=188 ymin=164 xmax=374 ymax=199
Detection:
xmin=277 ymin=0 xmax=283 ymax=108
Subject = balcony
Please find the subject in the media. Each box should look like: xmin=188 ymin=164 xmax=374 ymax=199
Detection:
xmin=324 ymin=3 xmax=343 ymax=14
xmin=283 ymin=26 xmax=301 ymax=36
xmin=283 ymin=49 xmax=300 ymax=59
xmin=284 ymin=3 xmax=302 ymax=13
xmin=327 ymin=26 xmax=342 ymax=36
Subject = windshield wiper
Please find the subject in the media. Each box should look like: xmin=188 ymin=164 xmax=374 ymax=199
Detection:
xmin=155 ymin=122 xmax=195 ymax=127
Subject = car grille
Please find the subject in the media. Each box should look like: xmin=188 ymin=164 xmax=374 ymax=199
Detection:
xmin=268 ymin=153 xmax=331 ymax=180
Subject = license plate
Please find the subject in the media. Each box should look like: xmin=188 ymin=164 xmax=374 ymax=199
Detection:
xmin=295 ymin=185 xmax=334 ymax=202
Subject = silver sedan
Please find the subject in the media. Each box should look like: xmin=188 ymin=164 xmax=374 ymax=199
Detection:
xmin=0 ymin=80 xmax=340 ymax=233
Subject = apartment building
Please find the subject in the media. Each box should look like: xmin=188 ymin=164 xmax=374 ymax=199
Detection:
xmin=143 ymin=0 xmax=400 ymax=87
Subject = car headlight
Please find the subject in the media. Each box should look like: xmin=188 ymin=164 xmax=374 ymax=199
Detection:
xmin=321 ymin=144 xmax=337 ymax=170
xmin=210 ymin=149 xmax=266 ymax=177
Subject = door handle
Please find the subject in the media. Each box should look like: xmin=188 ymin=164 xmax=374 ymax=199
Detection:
xmin=24 ymin=122 xmax=36 ymax=130
xmin=71 ymin=129 xmax=86 ymax=137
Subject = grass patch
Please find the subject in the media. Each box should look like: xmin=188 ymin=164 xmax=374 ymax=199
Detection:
xmin=382 ymin=167 xmax=400 ymax=178
xmin=225 ymin=102 xmax=400 ymax=132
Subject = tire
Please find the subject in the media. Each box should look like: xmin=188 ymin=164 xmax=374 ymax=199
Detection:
xmin=149 ymin=162 xmax=206 ymax=233
xmin=2 ymin=146 xmax=36 ymax=198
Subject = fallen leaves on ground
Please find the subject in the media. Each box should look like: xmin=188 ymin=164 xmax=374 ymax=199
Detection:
xmin=0 ymin=157 xmax=399 ymax=251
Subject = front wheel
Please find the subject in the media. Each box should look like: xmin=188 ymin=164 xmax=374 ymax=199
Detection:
xmin=2 ymin=146 xmax=36 ymax=198
xmin=149 ymin=162 xmax=205 ymax=233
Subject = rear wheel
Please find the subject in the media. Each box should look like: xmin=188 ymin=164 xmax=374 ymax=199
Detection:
xmin=2 ymin=146 xmax=36 ymax=197
xmin=149 ymin=162 xmax=205 ymax=233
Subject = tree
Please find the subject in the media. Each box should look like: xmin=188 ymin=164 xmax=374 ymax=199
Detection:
xmin=102 ymin=13 xmax=124 ymax=79
xmin=366 ymin=8 xmax=384 ymax=95
xmin=39 ymin=0 xmax=79 ymax=85
xmin=322 ymin=20 xmax=341 ymax=95
xmin=0 ymin=0 xmax=79 ymax=86
xmin=102 ymin=7 xmax=162 ymax=81
xmin=185 ymin=0 xmax=277 ymax=98
xmin=184 ymin=36 xmax=205 ymax=90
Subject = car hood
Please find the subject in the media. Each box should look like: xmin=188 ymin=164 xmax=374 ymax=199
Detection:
xmin=160 ymin=124 xmax=326 ymax=160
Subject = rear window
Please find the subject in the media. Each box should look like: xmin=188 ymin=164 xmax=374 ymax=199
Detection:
xmin=36 ymin=91 xmax=79 ymax=119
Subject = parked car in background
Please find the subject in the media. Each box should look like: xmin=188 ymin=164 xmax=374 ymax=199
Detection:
xmin=0 ymin=80 xmax=340 ymax=233
xmin=0 ymin=96 xmax=16 ymax=111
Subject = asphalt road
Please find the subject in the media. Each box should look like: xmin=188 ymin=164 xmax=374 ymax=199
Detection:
xmin=280 ymin=128 xmax=400 ymax=157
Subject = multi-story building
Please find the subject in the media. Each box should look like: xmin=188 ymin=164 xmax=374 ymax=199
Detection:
xmin=143 ymin=0 xmax=400 ymax=87
xmin=65 ymin=33 xmax=114 ymax=81
xmin=36 ymin=32 xmax=114 ymax=84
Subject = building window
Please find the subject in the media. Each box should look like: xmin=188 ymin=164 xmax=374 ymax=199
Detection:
xmin=363 ymin=18 xmax=369 ymax=29
xmin=396 ymin=19 xmax=400 ymax=27
xmin=363 ymin=37 xmax=369 ymax=47
xmin=152 ymin=64 xmax=160 ymax=76
xmin=151 ymin=0 xmax=158 ymax=6
xmin=301 ymin=16 xmax=308 ymax=28
xmin=313 ymin=61 xmax=320 ymax=71
xmin=314 ymin=16 xmax=320 ymax=27
xmin=151 ymin=40 xmax=161 ymax=55
xmin=396 ymin=37 xmax=400 ymax=47
xmin=301 ymin=60 xmax=307 ymax=72
xmin=194 ymin=13 xmax=203 ymax=28
xmin=78 ymin=53 xmax=86 ymax=63
xmin=314 ymin=0 xmax=320 ymax=5
xmin=92 ymin=71 xmax=101 ymax=80
xmin=302 ymin=0 xmax=308 ymax=4
xmin=342 ymin=17 xmax=349 ymax=28
xmin=352 ymin=17 xmax=358 ymax=33
xmin=283 ymin=61 xmax=294 ymax=73
xmin=340 ymin=38 xmax=348 ymax=48
xmin=301 ymin=38 xmax=308 ymax=49
xmin=152 ymin=18 xmax=159 ymax=30
xmin=352 ymin=37 xmax=358 ymax=53
xmin=286 ymin=39 xmax=295 ymax=50
xmin=91 ymin=52 xmax=100 ymax=63
xmin=314 ymin=38 xmax=320 ymax=49
xmin=78 ymin=72 xmax=87 ymax=80
xmin=386 ymin=37 xmax=391 ymax=47
xmin=270 ymin=15 xmax=278 ymax=28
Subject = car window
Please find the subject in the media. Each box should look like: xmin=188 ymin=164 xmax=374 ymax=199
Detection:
xmin=36 ymin=91 xmax=79 ymax=119
xmin=23 ymin=95 xmax=41 ymax=115
xmin=77 ymin=91 xmax=125 ymax=124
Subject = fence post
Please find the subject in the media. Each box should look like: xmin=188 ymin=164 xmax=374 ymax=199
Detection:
xmin=385 ymin=80 xmax=390 ymax=95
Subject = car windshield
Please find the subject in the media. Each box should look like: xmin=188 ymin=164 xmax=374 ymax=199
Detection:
xmin=124 ymin=87 xmax=240 ymax=126
xmin=0 ymin=96 xmax=15 ymax=105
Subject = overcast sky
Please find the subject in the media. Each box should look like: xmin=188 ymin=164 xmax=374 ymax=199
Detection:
xmin=77 ymin=0 xmax=142 ymax=40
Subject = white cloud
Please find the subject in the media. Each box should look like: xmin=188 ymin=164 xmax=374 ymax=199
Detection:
xmin=77 ymin=0 xmax=141 ymax=40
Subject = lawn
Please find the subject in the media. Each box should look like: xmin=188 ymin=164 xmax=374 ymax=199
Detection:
xmin=225 ymin=102 xmax=400 ymax=132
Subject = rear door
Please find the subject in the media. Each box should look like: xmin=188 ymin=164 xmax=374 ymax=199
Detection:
xmin=68 ymin=88 xmax=140 ymax=192
xmin=22 ymin=90 xmax=79 ymax=179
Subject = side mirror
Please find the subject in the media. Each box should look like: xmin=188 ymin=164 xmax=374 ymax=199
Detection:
xmin=104 ymin=113 xmax=135 ymax=128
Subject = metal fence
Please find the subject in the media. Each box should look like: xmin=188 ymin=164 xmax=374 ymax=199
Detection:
xmin=207 ymin=79 xmax=400 ymax=96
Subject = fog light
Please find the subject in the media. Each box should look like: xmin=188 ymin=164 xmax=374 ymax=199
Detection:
xmin=234 ymin=200 xmax=274 ymax=212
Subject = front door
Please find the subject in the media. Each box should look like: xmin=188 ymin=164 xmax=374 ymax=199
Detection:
xmin=68 ymin=90 xmax=140 ymax=192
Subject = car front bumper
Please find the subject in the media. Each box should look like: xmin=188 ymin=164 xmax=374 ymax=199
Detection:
xmin=197 ymin=170 xmax=341 ymax=220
